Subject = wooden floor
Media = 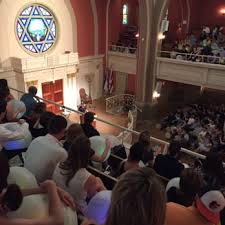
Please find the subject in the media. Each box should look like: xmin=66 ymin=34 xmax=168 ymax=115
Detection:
xmin=68 ymin=97 xmax=129 ymax=136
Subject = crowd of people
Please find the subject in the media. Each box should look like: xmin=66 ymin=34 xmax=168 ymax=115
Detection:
xmin=165 ymin=26 xmax=225 ymax=64
xmin=160 ymin=104 xmax=225 ymax=157
xmin=0 ymin=78 xmax=224 ymax=225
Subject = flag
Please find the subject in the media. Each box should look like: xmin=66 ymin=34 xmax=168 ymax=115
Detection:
xmin=103 ymin=67 xmax=114 ymax=94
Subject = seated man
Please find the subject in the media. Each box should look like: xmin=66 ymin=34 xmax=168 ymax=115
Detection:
xmin=81 ymin=112 xmax=100 ymax=138
xmin=154 ymin=141 xmax=184 ymax=179
xmin=0 ymin=100 xmax=30 ymax=151
xmin=25 ymin=115 xmax=68 ymax=183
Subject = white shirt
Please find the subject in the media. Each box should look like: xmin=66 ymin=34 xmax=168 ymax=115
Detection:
xmin=53 ymin=165 xmax=91 ymax=212
xmin=0 ymin=122 xmax=30 ymax=150
xmin=24 ymin=134 xmax=67 ymax=183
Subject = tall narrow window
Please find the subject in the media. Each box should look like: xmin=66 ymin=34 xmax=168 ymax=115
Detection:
xmin=122 ymin=4 xmax=128 ymax=25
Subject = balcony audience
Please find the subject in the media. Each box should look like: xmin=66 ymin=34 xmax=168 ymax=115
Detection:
xmin=24 ymin=115 xmax=68 ymax=182
xmin=53 ymin=135 xmax=106 ymax=218
xmin=159 ymin=104 xmax=225 ymax=157
xmin=81 ymin=112 xmax=100 ymax=138
xmin=164 ymin=25 xmax=225 ymax=65
xmin=20 ymin=86 xmax=39 ymax=117
xmin=154 ymin=141 xmax=184 ymax=179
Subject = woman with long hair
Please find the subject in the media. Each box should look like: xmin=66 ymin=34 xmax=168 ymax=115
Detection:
xmin=53 ymin=134 xmax=106 ymax=214
xmin=105 ymin=167 xmax=166 ymax=225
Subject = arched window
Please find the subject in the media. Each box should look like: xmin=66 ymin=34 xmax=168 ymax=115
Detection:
xmin=122 ymin=4 xmax=128 ymax=25
xmin=16 ymin=4 xmax=58 ymax=55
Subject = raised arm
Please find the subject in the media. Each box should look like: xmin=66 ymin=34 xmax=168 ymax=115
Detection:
xmin=0 ymin=181 xmax=64 ymax=225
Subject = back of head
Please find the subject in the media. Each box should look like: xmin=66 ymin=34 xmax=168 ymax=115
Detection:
xmin=105 ymin=168 xmax=166 ymax=225
xmin=180 ymin=168 xmax=203 ymax=199
xmin=0 ymin=79 xmax=8 ymax=89
xmin=84 ymin=112 xmax=95 ymax=124
xmin=128 ymin=142 xmax=144 ymax=162
xmin=168 ymin=141 xmax=181 ymax=157
xmin=39 ymin=111 xmax=56 ymax=129
xmin=66 ymin=123 xmax=84 ymax=143
xmin=1 ymin=184 xmax=23 ymax=212
xmin=28 ymin=86 xmax=37 ymax=96
xmin=203 ymin=152 xmax=224 ymax=178
xmin=48 ymin=115 xmax=67 ymax=135
xmin=0 ymin=99 xmax=7 ymax=114
xmin=6 ymin=100 xmax=26 ymax=121
xmin=0 ymin=153 xmax=9 ymax=192
xmin=0 ymin=88 xmax=10 ymax=101
xmin=33 ymin=102 xmax=47 ymax=114
xmin=61 ymin=134 xmax=90 ymax=186
xmin=139 ymin=130 xmax=151 ymax=147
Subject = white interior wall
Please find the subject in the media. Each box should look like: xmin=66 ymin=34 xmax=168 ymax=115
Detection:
xmin=0 ymin=0 xmax=77 ymax=63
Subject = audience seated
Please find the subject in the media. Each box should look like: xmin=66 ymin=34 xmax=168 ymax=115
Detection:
xmin=20 ymin=86 xmax=38 ymax=117
xmin=104 ymin=168 xmax=166 ymax=225
xmin=64 ymin=124 xmax=111 ymax=163
xmin=166 ymin=188 xmax=225 ymax=225
xmin=167 ymin=168 xmax=203 ymax=206
xmin=81 ymin=112 xmax=100 ymax=138
xmin=24 ymin=115 xmax=68 ymax=182
xmin=53 ymin=135 xmax=106 ymax=218
xmin=163 ymin=25 xmax=225 ymax=65
xmin=154 ymin=141 xmax=184 ymax=179
xmin=160 ymin=104 xmax=225 ymax=156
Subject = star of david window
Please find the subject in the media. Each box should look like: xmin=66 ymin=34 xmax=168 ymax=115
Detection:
xmin=16 ymin=4 xmax=57 ymax=54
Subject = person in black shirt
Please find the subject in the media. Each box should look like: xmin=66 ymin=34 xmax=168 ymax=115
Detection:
xmin=154 ymin=141 xmax=184 ymax=179
xmin=81 ymin=112 xmax=100 ymax=138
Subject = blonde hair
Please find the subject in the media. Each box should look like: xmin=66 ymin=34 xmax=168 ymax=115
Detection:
xmin=105 ymin=168 xmax=166 ymax=225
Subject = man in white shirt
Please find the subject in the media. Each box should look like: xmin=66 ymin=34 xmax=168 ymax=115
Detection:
xmin=25 ymin=115 xmax=68 ymax=183
xmin=0 ymin=100 xmax=30 ymax=151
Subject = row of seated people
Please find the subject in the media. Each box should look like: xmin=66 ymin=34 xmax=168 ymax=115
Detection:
xmin=159 ymin=104 xmax=225 ymax=158
xmin=163 ymin=26 xmax=225 ymax=64
xmin=0 ymin=82 xmax=224 ymax=225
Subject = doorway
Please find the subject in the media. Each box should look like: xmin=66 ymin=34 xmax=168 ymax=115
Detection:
xmin=42 ymin=79 xmax=64 ymax=114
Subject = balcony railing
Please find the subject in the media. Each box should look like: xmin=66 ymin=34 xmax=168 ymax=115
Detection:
xmin=9 ymin=87 xmax=225 ymax=167
xmin=109 ymin=45 xmax=137 ymax=55
xmin=160 ymin=50 xmax=225 ymax=66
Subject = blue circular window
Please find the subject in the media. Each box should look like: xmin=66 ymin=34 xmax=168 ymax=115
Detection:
xmin=16 ymin=4 xmax=57 ymax=54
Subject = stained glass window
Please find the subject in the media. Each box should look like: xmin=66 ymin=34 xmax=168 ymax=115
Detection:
xmin=122 ymin=4 xmax=128 ymax=25
xmin=16 ymin=4 xmax=57 ymax=54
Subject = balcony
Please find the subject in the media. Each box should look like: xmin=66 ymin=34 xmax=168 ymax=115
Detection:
xmin=108 ymin=45 xmax=137 ymax=74
xmin=156 ymin=51 xmax=225 ymax=91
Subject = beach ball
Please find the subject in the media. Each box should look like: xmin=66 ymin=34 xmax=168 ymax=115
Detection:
xmin=84 ymin=190 xmax=112 ymax=225
xmin=8 ymin=194 xmax=78 ymax=225
xmin=90 ymin=136 xmax=111 ymax=161
xmin=7 ymin=167 xmax=38 ymax=189
xmin=101 ymin=134 xmax=121 ymax=148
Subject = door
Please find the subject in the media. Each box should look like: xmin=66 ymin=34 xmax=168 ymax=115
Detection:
xmin=42 ymin=79 xmax=64 ymax=114
xmin=115 ymin=72 xmax=127 ymax=94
